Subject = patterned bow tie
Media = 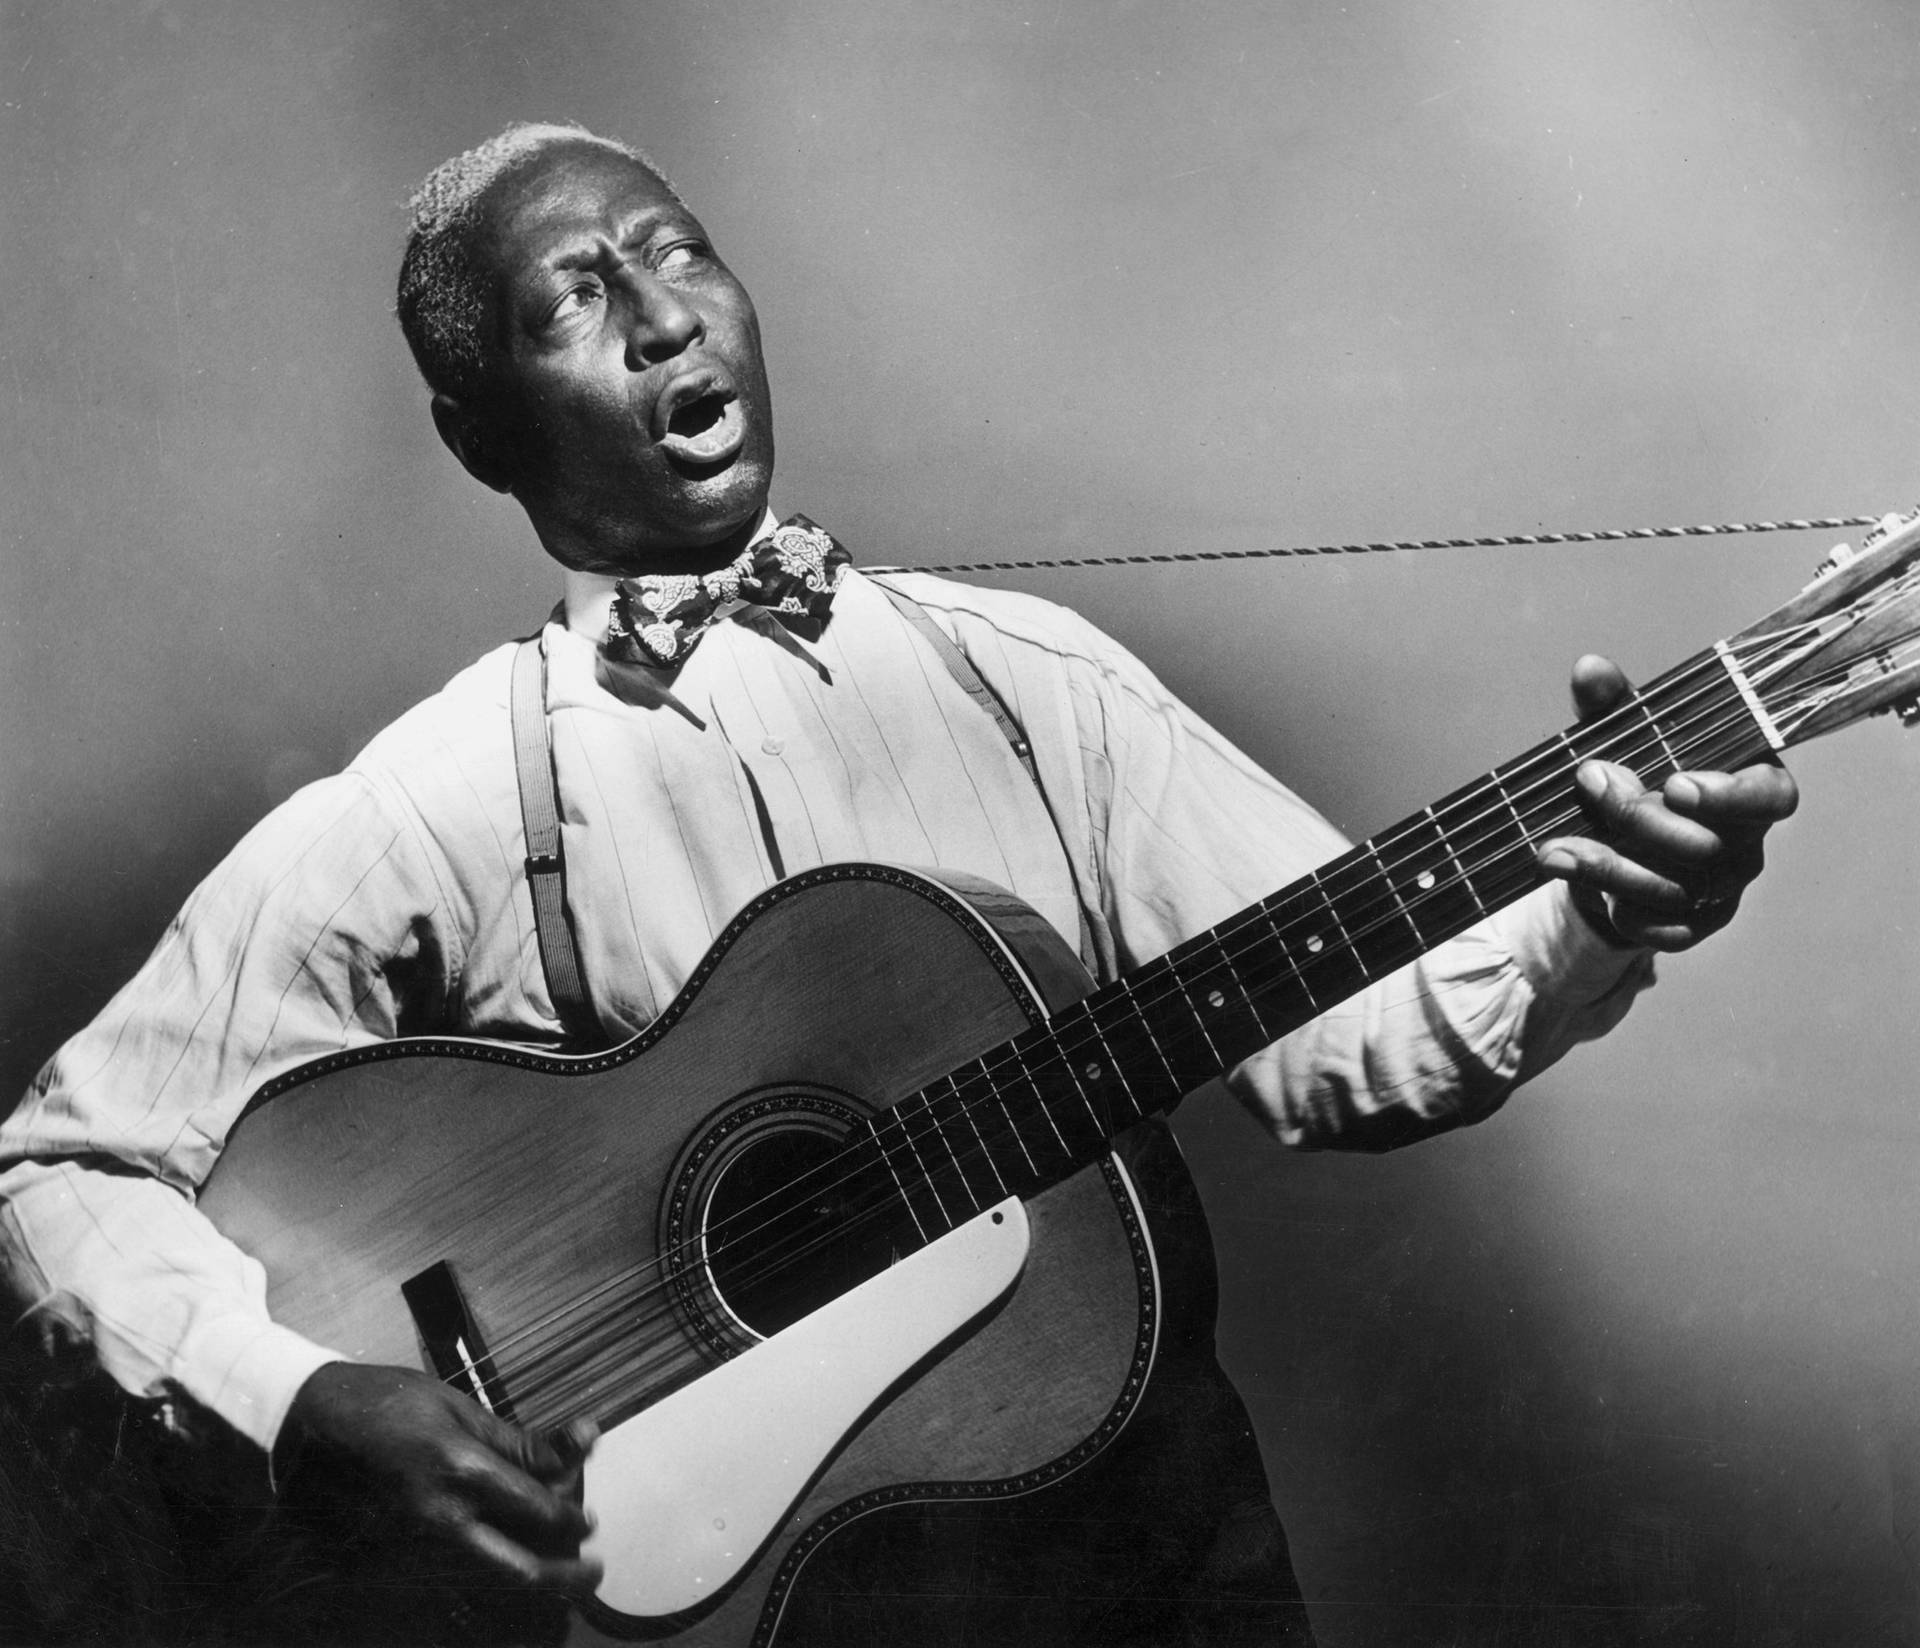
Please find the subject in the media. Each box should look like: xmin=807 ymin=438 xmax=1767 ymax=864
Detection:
xmin=604 ymin=514 xmax=853 ymax=669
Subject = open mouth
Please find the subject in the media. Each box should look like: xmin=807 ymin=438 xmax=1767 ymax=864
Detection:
xmin=658 ymin=390 xmax=745 ymax=467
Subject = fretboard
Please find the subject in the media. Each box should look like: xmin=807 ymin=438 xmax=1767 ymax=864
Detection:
xmin=862 ymin=642 xmax=1772 ymax=1245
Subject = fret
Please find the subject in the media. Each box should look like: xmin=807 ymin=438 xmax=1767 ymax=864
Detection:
xmin=1487 ymin=768 xmax=1539 ymax=855
xmin=1175 ymin=932 xmax=1274 ymax=1070
xmin=1241 ymin=903 xmax=1326 ymax=1038
xmin=1381 ymin=808 xmax=1491 ymax=943
xmin=917 ymin=1084 xmax=992 ymax=1217
xmin=867 ymin=1114 xmax=933 ymax=1245
xmin=1044 ymin=1012 xmax=1115 ymax=1142
xmin=1365 ymin=840 xmax=1425 ymax=948
xmin=979 ymin=1069 xmax=1044 ymax=1183
xmin=1007 ymin=1031 xmax=1107 ymax=1164
xmin=1256 ymin=902 xmax=1318 ymax=1014
xmin=1628 ymin=685 xmax=1684 ymax=777
xmin=1044 ymin=1004 xmax=1139 ymax=1143
xmin=1171 ymin=976 xmax=1225 ymax=1067
xmin=1120 ymin=958 xmax=1225 ymax=1097
xmin=1077 ymin=1000 xmax=1151 ymax=1127
xmin=890 ymin=1095 xmax=963 ymax=1234
xmin=1101 ymin=981 xmax=1183 ymax=1099
xmin=1426 ymin=806 xmax=1477 ymax=911
xmin=1105 ymin=975 xmax=1175 ymax=1090
xmin=1560 ymin=714 xmax=1620 ymax=770
xmin=939 ymin=1071 xmax=1013 ymax=1200
xmin=1265 ymin=876 xmax=1368 ymax=1007
xmin=1306 ymin=866 xmax=1363 ymax=975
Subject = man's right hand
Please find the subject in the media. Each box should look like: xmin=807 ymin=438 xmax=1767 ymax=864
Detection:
xmin=277 ymin=1360 xmax=603 ymax=1597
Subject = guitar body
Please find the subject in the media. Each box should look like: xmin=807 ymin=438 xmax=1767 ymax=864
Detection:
xmin=200 ymin=864 xmax=1163 ymax=1646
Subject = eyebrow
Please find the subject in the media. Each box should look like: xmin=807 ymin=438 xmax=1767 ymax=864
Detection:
xmin=544 ymin=207 xmax=700 ymax=274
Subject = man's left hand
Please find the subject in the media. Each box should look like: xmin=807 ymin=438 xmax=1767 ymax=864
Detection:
xmin=1536 ymin=654 xmax=1800 ymax=951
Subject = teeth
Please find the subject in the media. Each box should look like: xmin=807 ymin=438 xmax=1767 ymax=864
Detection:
xmin=662 ymin=398 xmax=741 ymax=462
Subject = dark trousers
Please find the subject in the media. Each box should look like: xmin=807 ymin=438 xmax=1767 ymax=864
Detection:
xmin=776 ymin=1346 xmax=1314 ymax=1646
xmin=777 ymin=1118 xmax=1316 ymax=1646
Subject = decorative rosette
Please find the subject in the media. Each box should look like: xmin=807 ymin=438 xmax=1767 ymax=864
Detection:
xmin=605 ymin=515 xmax=852 ymax=669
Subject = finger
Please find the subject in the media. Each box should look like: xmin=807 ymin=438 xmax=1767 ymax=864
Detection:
xmin=462 ymin=1519 xmax=605 ymax=1598
xmin=547 ymin=1416 xmax=601 ymax=1474
xmin=1570 ymin=762 xmax=1730 ymax=866
xmin=443 ymin=1439 xmax=594 ymax=1552
xmin=541 ymin=1417 xmax=601 ymax=1505
xmin=1538 ymin=835 xmax=1693 ymax=913
xmin=455 ymin=1396 xmax=571 ymax=1479
xmin=1662 ymin=765 xmax=1800 ymax=837
xmin=1570 ymin=654 xmax=1632 ymax=723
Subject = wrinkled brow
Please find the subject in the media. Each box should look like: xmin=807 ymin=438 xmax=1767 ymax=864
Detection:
xmin=544 ymin=206 xmax=701 ymax=273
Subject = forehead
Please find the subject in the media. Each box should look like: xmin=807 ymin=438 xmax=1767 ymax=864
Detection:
xmin=477 ymin=144 xmax=690 ymax=279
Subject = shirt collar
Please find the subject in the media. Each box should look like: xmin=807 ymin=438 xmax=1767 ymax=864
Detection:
xmin=560 ymin=503 xmax=784 ymax=643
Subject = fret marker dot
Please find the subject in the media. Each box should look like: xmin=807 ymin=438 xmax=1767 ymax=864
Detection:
xmin=1307 ymin=935 xmax=1324 ymax=953
xmin=1416 ymin=870 xmax=1436 ymax=891
xmin=1207 ymin=989 xmax=1226 ymax=1009
xmin=1084 ymin=1061 xmax=1103 ymax=1081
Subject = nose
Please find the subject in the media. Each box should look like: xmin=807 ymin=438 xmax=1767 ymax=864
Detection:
xmin=618 ymin=268 xmax=704 ymax=367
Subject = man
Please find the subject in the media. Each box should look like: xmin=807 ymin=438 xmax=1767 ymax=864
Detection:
xmin=0 ymin=122 xmax=1796 ymax=1644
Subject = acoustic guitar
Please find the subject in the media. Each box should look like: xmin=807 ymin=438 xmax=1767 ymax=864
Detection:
xmin=200 ymin=508 xmax=1920 ymax=1645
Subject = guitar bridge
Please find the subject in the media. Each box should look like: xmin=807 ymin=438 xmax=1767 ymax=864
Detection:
xmin=401 ymin=1260 xmax=515 ymax=1419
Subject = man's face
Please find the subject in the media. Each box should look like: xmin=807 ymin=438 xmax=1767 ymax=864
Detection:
xmin=468 ymin=143 xmax=775 ymax=574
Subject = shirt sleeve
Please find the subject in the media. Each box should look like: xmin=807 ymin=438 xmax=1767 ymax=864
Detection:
xmin=0 ymin=772 xmax=459 ymax=1453
xmin=1060 ymin=614 xmax=1655 ymax=1150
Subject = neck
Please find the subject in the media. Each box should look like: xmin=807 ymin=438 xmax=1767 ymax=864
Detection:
xmin=560 ymin=504 xmax=782 ymax=639
xmin=863 ymin=645 xmax=1769 ymax=1247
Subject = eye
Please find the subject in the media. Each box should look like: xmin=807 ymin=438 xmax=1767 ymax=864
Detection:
xmin=548 ymin=282 xmax=603 ymax=323
xmin=655 ymin=241 xmax=711 ymax=274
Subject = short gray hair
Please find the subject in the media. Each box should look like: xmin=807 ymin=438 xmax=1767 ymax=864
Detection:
xmin=396 ymin=121 xmax=679 ymax=399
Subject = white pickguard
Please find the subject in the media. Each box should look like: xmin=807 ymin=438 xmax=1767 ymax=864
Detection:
xmin=582 ymin=1196 xmax=1032 ymax=1620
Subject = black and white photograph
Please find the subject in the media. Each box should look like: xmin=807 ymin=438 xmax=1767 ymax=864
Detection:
xmin=4 ymin=4 xmax=1920 ymax=1644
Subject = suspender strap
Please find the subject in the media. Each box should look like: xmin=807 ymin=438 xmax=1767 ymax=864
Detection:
xmin=510 ymin=584 xmax=1103 ymax=1039
xmin=872 ymin=580 xmax=1102 ymax=975
xmin=873 ymin=582 xmax=1043 ymax=791
xmin=509 ymin=636 xmax=601 ymax=1047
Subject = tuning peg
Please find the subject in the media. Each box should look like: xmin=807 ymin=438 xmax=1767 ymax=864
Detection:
xmin=1892 ymin=695 xmax=1920 ymax=727
xmin=1811 ymin=541 xmax=1858 ymax=582
xmin=1863 ymin=509 xmax=1920 ymax=550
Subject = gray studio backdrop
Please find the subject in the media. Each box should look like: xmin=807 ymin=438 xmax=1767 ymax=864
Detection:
xmin=7 ymin=2 xmax=1920 ymax=1642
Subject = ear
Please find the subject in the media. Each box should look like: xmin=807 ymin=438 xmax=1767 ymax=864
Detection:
xmin=431 ymin=392 xmax=516 ymax=494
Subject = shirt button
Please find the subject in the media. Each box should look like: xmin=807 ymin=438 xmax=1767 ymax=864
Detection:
xmin=761 ymin=736 xmax=785 ymax=756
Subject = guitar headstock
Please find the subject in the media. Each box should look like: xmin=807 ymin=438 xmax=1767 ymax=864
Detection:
xmin=1727 ymin=506 xmax=1920 ymax=749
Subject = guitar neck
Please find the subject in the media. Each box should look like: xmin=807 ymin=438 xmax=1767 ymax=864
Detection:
xmin=865 ymin=642 xmax=1772 ymax=1242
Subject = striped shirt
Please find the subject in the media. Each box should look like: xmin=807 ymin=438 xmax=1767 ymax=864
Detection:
xmin=0 ymin=565 xmax=1650 ymax=1456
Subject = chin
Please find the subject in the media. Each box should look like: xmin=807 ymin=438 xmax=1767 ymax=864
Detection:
xmin=669 ymin=453 xmax=774 ymax=539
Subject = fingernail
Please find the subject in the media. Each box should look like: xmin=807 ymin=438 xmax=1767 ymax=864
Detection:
xmin=1539 ymin=848 xmax=1578 ymax=878
xmin=1667 ymin=773 xmax=1700 ymax=808
xmin=1575 ymin=763 xmax=1607 ymax=800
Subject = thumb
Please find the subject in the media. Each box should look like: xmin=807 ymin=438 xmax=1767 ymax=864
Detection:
xmin=1570 ymin=653 xmax=1632 ymax=723
xmin=451 ymin=1396 xmax=567 ymax=1478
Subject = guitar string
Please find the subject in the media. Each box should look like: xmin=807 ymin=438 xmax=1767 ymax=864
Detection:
xmin=457 ymin=533 xmax=1920 ymax=1410
xmin=483 ymin=617 xmax=1863 ymax=1417
xmin=485 ymin=591 xmax=1887 ymax=1400
xmin=506 ymin=660 xmax=1843 ymax=1421
xmin=491 ymin=599 xmax=1920 ymax=1413
xmin=485 ymin=642 xmax=1823 ymax=1418
xmin=473 ymin=619 xmax=1854 ymax=1411
xmin=506 ymin=707 xmax=1761 ymax=1425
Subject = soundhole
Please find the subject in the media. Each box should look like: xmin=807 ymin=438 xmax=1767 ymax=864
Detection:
xmin=701 ymin=1120 xmax=906 ymax=1340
